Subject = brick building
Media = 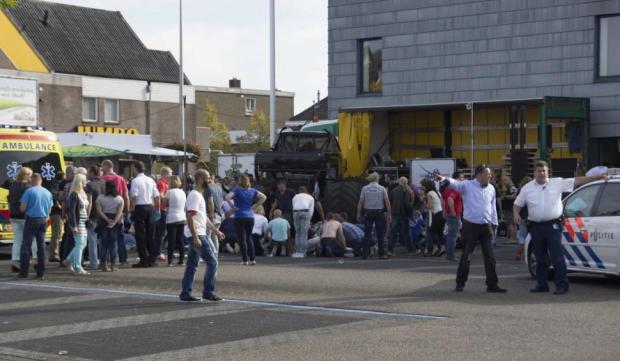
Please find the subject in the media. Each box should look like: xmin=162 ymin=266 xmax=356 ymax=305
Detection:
xmin=195 ymin=78 xmax=294 ymax=144
xmin=0 ymin=0 xmax=195 ymax=147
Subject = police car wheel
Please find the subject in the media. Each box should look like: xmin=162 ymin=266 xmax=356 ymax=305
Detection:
xmin=527 ymin=245 xmax=554 ymax=280
xmin=527 ymin=246 xmax=536 ymax=279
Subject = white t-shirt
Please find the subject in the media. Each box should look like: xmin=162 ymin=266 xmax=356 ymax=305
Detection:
xmin=514 ymin=178 xmax=575 ymax=222
xmin=292 ymin=193 xmax=314 ymax=216
xmin=428 ymin=190 xmax=443 ymax=214
xmin=184 ymin=190 xmax=207 ymax=237
xmin=130 ymin=173 xmax=160 ymax=205
xmin=252 ymin=214 xmax=268 ymax=235
xmin=166 ymin=188 xmax=186 ymax=224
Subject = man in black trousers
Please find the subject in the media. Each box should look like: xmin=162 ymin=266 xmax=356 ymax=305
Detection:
xmin=436 ymin=165 xmax=507 ymax=293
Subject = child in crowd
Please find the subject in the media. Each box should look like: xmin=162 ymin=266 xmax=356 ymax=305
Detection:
xmin=266 ymin=210 xmax=290 ymax=257
xmin=409 ymin=210 xmax=427 ymax=254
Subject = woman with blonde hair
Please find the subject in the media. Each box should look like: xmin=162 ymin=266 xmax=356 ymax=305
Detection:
xmin=8 ymin=167 xmax=35 ymax=272
xmin=63 ymin=173 xmax=91 ymax=275
xmin=225 ymin=174 xmax=266 ymax=265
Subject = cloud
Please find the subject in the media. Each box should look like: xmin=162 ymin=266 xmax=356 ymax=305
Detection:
xmin=44 ymin=0 xmax=328 ymax=114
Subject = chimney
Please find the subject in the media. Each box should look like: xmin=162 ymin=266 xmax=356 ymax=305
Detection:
xmin=229 ymin=78 xmax=241 ymax=88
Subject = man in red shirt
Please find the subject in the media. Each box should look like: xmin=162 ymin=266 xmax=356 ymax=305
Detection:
xmin=101 ymin=159 xmax=130 ymax=264
xmin=155 ymin=167 xmax=172 ymax=261
xmin=442 ymin=171 xmax=464 ymax=262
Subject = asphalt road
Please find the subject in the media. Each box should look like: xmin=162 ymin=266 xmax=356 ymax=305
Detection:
xmin=0 ymin=242 xmax=619 ymax=361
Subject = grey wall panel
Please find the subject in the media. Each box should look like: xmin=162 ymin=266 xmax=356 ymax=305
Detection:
xmin=328 ymin=0 xmax=620 ymax=131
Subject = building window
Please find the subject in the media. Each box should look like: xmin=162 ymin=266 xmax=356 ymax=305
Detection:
xmin=104 ymin=99 xmax=119 ymax=124
xmin=245 ymin=97 xmax=256 ymax=116
xmin=359 ymin=38 xmax=383 ymax=94
xmin=82 ymin=97 xmax=97 ymax=123
xmin=598 ymin=15 xmax=620 ymax=79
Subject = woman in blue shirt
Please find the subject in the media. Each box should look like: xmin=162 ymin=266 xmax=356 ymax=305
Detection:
xmin=225 ymin=174 xmax=266 ymax=265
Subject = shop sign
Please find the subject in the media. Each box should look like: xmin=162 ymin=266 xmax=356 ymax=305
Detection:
xmin=77 ymin=125 xmax=140 ymax=135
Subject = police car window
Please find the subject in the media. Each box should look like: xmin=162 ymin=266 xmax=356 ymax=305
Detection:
xmin=595 ymin=183 xmax=620 ymax=216
xmin=564 ymin=185 xmax=600 ymax=218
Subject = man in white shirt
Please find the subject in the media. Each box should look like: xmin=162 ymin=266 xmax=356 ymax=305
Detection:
xmin=180 ymin=169 xmax=225 ymax=302
xmin=292 ymin=186 xmax=315 ymax=258
xmin=129 ymin=161 xmax=160 ymax=268
xmin=514 ymin=160 xmax=606 ymax=295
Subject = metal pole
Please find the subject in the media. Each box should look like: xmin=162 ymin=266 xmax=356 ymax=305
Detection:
xmin=269 ymin=0 xmax=276 ymax=146
xmin=467 ymin=102 xmax=474 ymax=175
xmin=179 ymin=0 xmax=186 ymax=175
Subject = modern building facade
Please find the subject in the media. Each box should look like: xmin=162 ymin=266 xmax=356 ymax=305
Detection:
xmin=328 ymin=0 xmax=620 ymax=174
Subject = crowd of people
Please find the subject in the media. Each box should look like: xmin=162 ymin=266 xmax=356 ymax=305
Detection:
xmin=9 ymin=158 xmax=607 ymax=299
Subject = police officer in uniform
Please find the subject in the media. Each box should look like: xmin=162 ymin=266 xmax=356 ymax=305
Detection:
xmin=513 ymin=160 xmax=606 ymax=295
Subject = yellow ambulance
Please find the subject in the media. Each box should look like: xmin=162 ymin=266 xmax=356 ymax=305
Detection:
xmin=0 ymin=126 xmax=65 ymax=244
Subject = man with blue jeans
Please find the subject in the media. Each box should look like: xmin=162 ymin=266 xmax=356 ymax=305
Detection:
xmin=292 ymin=186 xmax=314 ymax=258
xmin=357 ymin=172 xmax=392 ymax=259
xmin=180 ymin=169 xmax=225 ymax=302
xmin=442 ymin=171 xmax=464 ymax=262
xmin=19 ymin=173 xmax=53 ymax=279
xmin=514 ymin=160 xmax=605 ymax=295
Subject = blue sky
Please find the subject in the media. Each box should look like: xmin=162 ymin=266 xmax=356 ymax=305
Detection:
xmin=47 ymin=0 xmax=328 ymax=113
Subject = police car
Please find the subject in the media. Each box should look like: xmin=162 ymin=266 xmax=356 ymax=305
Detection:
xmin=525 ymin=174 xmax=620 ymax=278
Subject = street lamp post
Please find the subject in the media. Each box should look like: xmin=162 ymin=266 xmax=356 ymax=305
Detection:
xmin=269 ymin=0 xmax=276 ymax=146
xmin=179 ymin=0 xmax=187 ymax=175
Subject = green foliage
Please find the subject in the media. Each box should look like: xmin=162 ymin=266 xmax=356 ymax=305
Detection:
xmin=225 ymin=162 xmax=242 ymax=179
xmin=198 ymin=99 xmax=230 ymax=153
xmin=165 ymin=142 xmax=201 ymax=162
xmin=239 ymin=108 xmax=270 ymax=152
xmin=0 ymin=0 xmax=19 ymax=9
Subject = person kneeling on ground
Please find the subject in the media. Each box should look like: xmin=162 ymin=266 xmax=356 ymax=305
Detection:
xmin=318 ymin=213 xmax=347 ymax=257
xmin=339 ymin=212 xmax=366 ymax=257
xmin=265 ymin=209 xmax=290 ymax=257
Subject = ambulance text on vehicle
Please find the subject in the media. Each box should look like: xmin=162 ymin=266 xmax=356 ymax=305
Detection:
xmin=0 ymin=127 xmax=65 ymax=244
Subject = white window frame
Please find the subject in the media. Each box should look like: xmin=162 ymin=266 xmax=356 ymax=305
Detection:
xmin=245 ymin=97 xmax=256 ymax=116
xmin=82 ymin=97 xmax=98 ymax=123
xmin=103 ymin=98 xmax=120 ymax=124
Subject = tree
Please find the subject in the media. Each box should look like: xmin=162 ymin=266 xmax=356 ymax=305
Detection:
xmin=0 ymin=0 xmax=19 ymax=9
xmin=198 ymin=99 xmax=230 ymax=153
xmin=239 ymin=108 xmax=270 ymax=151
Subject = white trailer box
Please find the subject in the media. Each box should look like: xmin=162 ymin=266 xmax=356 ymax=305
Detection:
xmin=0 ymin=76 xmax=38 ymax=127
xmin=409 ymin=158 xmax=456 ymax=187
xmin=217 ymin=153 xmax=255 ymax=178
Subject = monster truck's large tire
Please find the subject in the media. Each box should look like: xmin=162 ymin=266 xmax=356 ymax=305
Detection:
xmin=321 ymin=178 xmax=366 ymax=220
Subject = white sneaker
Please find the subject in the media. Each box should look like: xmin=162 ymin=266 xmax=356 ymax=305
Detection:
xmin=76 ymin=267 xmax=90 ymax=275
xmin=291 ymin=252 xmax=305 ymax=258
xmin=225 ymin=244 xmax=235 ymax=254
